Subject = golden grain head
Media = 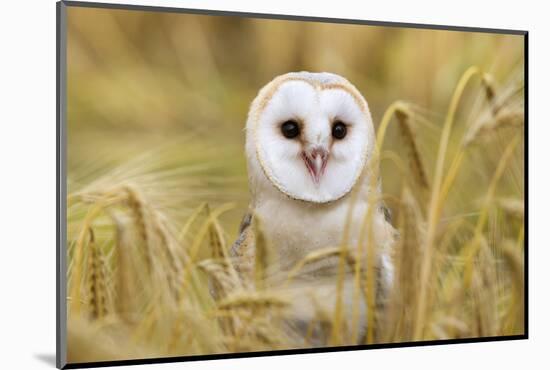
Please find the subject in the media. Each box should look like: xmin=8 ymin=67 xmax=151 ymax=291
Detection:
xmin=393 ymin=104 xmax=430 ymax=194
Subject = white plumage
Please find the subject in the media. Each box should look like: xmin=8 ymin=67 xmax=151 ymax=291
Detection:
xmin=232 ymin=71 xmax=396 ymax=344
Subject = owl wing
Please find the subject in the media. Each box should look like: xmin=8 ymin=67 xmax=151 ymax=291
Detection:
xmin=229 ymin=212 xmax=256 ymax=283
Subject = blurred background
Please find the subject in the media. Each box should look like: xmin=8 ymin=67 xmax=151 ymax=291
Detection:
xmin=67 ymin=6 xmax=524 ymax=242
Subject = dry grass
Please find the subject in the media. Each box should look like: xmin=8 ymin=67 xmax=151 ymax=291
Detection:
xmin=66 ymin=64 xmax=525 ymax=363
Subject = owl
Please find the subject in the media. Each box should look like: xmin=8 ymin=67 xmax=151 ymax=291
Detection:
xmin=230 ymin=72 xmax=396 ymax=345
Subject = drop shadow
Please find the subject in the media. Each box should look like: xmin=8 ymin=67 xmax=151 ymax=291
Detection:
xmin=34 ymin=353 xmax=57 ymax=367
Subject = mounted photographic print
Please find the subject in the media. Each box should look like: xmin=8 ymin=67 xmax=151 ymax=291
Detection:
xmin=56 ymin=1 xmax=527 ymax=368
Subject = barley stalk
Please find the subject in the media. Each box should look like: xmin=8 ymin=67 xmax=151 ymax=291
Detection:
xmin=415 ymin=66 xmax=481 ymax=340
xmin=87 ymin=228 xmax=108 ymax=320
xmin=217 ymin=291 xmax=289 ymax=310
xmin=111 ymin=212 xmax=141 ymax=323
xmin=395 ymin=105 xmax=430 ymax=192
xmin=500 ymin=239 xmax=524 ymax=334
xmin=465 ymin=109 xmax=524 ymax=145
xmin=462 ymin=136 xmax=520 ymax=287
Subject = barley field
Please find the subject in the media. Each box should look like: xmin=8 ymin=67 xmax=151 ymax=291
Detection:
xmin=65 ymin=6 xmax=525 ymax=364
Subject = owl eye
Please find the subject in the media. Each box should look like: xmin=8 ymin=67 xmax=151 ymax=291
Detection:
xmin=281 ymin=120 xmax=300 ymax=139
xmin=332 ymin=121 xmax=347 ymax=139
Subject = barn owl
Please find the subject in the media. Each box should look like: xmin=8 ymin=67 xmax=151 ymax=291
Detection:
xmin=230 ymin=72 xmax=396 ymax=345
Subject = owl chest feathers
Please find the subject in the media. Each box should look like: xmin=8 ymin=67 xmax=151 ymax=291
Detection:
xmin=256 ymin=195 xmax=351 ymax=272
xmin=253 ymin=182 xmax=393 ymax=281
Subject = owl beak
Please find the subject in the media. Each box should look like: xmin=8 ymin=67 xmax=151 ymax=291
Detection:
xmin=302 ymin=147 xmax=329 ymax=185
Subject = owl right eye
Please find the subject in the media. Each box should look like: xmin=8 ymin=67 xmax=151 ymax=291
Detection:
xmin=281 ymin=120 xmax=300 ymax=139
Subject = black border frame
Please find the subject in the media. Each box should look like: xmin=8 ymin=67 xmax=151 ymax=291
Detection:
xmin=56 ymin=1 xmax=528 ymax=368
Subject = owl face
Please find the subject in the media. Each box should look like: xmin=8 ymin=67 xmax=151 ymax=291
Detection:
xmin=246 ymin=72 xmax=375 ymax=203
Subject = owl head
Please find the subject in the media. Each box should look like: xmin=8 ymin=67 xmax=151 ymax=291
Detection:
xmin=245 ymin=72 xmax=376 ymax=204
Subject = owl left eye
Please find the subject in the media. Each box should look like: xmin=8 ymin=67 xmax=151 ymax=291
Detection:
xmin=281 ymin=120 xmax=300 ymax=139
xmin=332 ymin=121 xmax=347 ymax=139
